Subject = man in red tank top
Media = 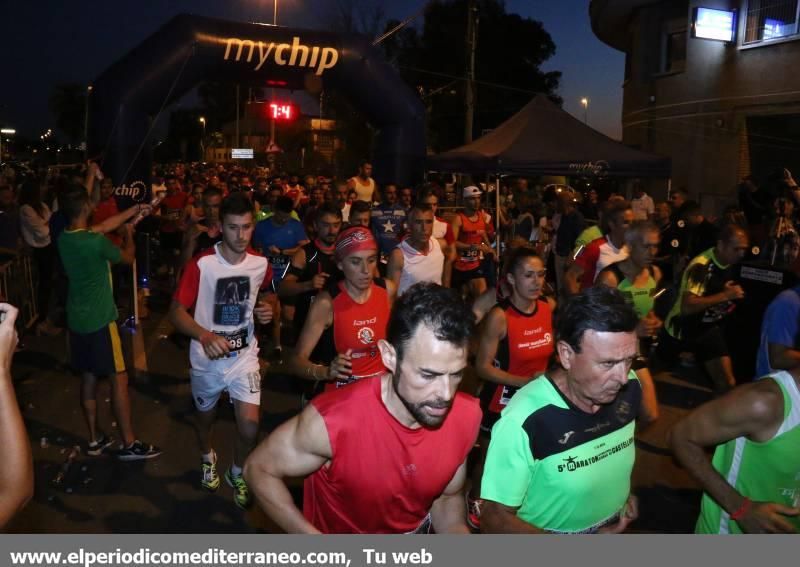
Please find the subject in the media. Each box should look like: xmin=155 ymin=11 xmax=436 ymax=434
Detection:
xmin=245 ymin=283 xmax=481 ymax=533
xmin=452 ymin=186 xmax=494 ymax=300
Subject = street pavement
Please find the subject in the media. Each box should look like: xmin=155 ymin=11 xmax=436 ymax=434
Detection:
xmin=6 ymin=292 xmax=712 ymax=533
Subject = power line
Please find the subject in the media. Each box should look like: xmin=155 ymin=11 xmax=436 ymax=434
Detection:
xmin=625 ymin=112 xmax=800 ymax=147
xmin=398 ymin=65 xmax=551 ymax=97
xmin=624 ymin=122 xmax=800 ymax=153
xmin=373 ymin=2 xmax=429 ymax=45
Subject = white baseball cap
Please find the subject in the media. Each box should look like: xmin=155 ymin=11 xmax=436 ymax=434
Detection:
xmin=462 ymin=185 xmax=482 ymax=198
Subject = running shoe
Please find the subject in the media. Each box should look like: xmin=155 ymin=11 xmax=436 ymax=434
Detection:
xmin=116 ymin=440 xmax=163 ymax=461
xmin=201 ymin=454 xmax=220 ymax=492
xmin=466 ymin=493 xmax=483 ymax=531
xmin=87 ymin=435 xmax=115 ymax=456
xmin=225 ymin=468 xmax=252 ymax=509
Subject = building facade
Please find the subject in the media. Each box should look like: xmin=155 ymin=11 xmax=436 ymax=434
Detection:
xmin=591 ymin=0 xmax=800 ymax=209
xmin=208 ymin=103 xmax=340 ymax=168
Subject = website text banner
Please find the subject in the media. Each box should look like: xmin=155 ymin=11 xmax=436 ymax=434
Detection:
xmin=0 ymin=534 xmax=774 ymax=567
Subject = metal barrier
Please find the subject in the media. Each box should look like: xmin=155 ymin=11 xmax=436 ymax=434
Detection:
xmin=0 ymin=252 xmax=38 ymax=329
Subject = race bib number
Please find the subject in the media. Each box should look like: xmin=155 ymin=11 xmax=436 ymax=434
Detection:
xmin=489 ymin=384 xmax=519 ymax=413
xmin=214 ymin=328 xmax=248 ymax=352
xmin=269 ymin=254 xmax=290 ymax=281
xmin=460 ymin=246 xmax=480 ymax=262
xmin=499 ymin=385 xmax=515 ymax=406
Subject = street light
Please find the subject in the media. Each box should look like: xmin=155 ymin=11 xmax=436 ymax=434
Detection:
xmin=84 ymin=85 xmax=93 ymax=160
xmin=199 ymin=117 xmax=206 ymax=160
xmin=580 ymin=97 xmax=589 ymax=125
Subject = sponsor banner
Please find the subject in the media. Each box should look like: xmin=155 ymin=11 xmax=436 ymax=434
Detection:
xmin=568 ymin=160 xmax=609 ymax=177
xmin=223 ymin=36 xmax=339 ymax=76
xmin=112 ymin=180 xmax=149 ymax=210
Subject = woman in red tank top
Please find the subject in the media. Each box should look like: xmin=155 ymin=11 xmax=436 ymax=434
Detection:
xmin=290 ymin=227 xmax=397 ymax=391
xmin=466 ymin=247 xmax=556 ymax=530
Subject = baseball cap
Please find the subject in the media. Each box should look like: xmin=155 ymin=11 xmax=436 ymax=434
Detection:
xmin=463 ymin=185 xmax=482 ymax=198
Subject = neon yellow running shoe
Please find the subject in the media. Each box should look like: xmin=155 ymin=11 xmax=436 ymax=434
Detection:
xmin=201 ymin=456 xmax=220 ymax=492
xmin=224 ymin=468 xmax=252 ymax=509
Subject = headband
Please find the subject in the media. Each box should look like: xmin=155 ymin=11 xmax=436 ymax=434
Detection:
xmin=335 ymin=226 xmax=377 ymax=261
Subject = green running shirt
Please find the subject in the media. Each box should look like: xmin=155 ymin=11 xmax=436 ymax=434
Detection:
xmin=665 ymin=248 xmax=734 ymax=339
xmin=600 ymin=262 xmax=657 ymax=320
xmin=58 ymin=229 xmax=122 ymax=334
xmin=696 ymin=370 xmax=800 ymax=534
xmin=482 ymin=372 xmax=641 ymax=533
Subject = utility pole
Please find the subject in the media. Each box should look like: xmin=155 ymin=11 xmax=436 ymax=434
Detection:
xmin=464 ymin=0 xmax=478 ymax=144
xmin=247 ymin=88 xmax=253 ymax=148
xmin=84 ymin=85 xmax=92 ymax=161
xmin=235 ymin=84 xmax=240 ymax=148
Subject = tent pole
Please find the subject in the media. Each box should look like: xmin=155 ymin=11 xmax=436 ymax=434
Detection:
xmin=495 ymin=175 xmax=501 ymax=239
xmin=496 ymin=174 xmax=501 ymax=282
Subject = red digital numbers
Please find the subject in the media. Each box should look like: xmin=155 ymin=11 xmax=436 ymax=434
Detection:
xmin=269 ymin=103 xmax=295 ymax=121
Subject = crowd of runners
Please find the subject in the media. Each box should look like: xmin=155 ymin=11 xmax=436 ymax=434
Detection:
xmin=0 ymin=158 xmax=799 ymax=534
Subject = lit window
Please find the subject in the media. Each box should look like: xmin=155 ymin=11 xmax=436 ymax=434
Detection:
xmin=744 ymin=0 xmax=800 ymax=44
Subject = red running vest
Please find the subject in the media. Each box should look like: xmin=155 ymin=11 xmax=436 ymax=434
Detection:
xmin=304 ymin=376 xmax=481 ymax=533
xmin=454 ymin=212 xmax=489 ymax=272
xmin=328 ymin=280 xmax=390 ymax=391
xmin=482 ymin=299 xmax=554 ymax=414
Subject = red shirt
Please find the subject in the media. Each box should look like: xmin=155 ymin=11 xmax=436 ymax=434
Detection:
xmin=483 ymin=299 xmax=554 ymax=413
xmin=92 ymin=197 xmax=121 ymax=246
xmin=304 ymin=376 xmax=481 ymax=533
xmin=455 ymin=212 xmax=489 ymax=271
xmin=573 ymin=235 xmax=628 ymax=290
xmin=436 ymin=216 xmax=455 ymax=246
xmin=160 ymin=192 xmax=189 ymax=233
xmin=328 ymin=280 xmax=390 ymax=390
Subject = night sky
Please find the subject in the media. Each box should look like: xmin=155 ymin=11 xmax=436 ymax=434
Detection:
xmin=0 ymin=0 xmax=623 ymax=142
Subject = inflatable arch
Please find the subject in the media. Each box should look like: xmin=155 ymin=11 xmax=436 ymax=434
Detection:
xmin=88 ymin=14 xmax=426 ymax=203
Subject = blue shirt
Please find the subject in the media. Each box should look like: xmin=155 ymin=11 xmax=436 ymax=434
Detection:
xmin=371 ymin=204 xmax=406 ymax=256
xmin=252 ymin=218 xmax=308 ymax=285
xmin=757 ymin=286 xmax=800 ymax=377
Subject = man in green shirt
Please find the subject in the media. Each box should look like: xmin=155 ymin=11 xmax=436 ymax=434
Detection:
xmin=481 ymin=286 xmax=641 ymax=533
xmin=58 ymin=188 xmax=161 ymax=461
xmin=671 ymin=368 xmax=800 ymax=533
